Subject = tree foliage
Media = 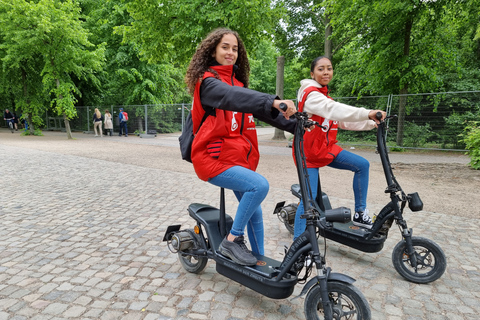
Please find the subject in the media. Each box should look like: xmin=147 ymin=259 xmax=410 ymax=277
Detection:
xmin=0 ymin=0 xmax=479 ymax=146
xmin=119 ymin=0 xmax=283 ymax=65
xmin=0 ymin=0 xmax=105 ymax=138
xmin=461 ymin=121 xmax=480 ymax=170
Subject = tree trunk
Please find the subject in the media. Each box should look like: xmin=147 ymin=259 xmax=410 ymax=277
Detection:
xmin=397 ymin=86 xmax=408 ymax=146
xmin=137 ymin=117 xmax=143 ymax=133
xmin=273 ymin=55 xmax=286 ymax=140
xmin=324 ymin=14 xmax=333 ymax=58
xmin=63 ymin=112 xmax=73 ymax=139
xmin=27 ymin=114 xmax=35 ymax=134
xmin=56 ymin=78 xmax=73 ymax=139
xmin=396 ymin=18 xmax=413 ymax=146
xmin=21 ymin=68 xmax=35 ymax=134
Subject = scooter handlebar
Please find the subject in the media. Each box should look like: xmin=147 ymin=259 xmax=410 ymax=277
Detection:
xmin=279 ymin=102 xmax=288 ymax=111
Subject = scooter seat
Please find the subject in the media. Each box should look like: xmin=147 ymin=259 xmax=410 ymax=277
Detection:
xmin=290 ymin=184 xmax=332 ymax=210
xmin=187 ymin=203 xmax=233 ymax=252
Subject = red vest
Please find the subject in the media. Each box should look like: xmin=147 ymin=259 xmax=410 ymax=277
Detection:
xmin=294 ymin=86 xmax=343 ymax=168
xmin=191 ymin=65 xmax=259 ymax=181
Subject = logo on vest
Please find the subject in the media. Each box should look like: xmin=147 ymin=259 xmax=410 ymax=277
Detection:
xmin=321 ymin=118 xmax=330 ymax=132
xmin=231 ymin=112 xmax=238 ymax=131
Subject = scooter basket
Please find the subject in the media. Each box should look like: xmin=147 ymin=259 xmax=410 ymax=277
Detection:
xmin=408 ymin=192 xmax=423 ymax=211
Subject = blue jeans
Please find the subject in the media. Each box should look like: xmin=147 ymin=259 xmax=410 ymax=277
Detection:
xmin=208 ymin=166 xmax=269 ymax=255
xmin=119 ymin=121 xmax=128 ymax=136
xmin=293 ymin=150 xmax=370 ymax=239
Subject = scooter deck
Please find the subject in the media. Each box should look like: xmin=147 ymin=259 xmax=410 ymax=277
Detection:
xmin=291 ymin=184 xmax=387 ymax=252
xmin=188 ymin=203 xmax=297 ymax=299
xmin=321 ymin=222 xmax=386 ymax=253
xmin=216 ymin=254 xmax=298 ymax=300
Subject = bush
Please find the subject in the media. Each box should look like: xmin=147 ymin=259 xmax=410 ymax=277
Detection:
xmin=461 ymin=121 xmax=480 ymax=170
xmin=443 ymin=111 xmax=478 ymax=149
xmin=21 ymin=129 xmax=44 ymax=136
xmin=402 ymin=121 xmax=435 ymax=148
xmin=337 ymin=129 xmax=376 ymax=143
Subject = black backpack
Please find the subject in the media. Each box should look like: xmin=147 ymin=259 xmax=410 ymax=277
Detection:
xmin=179 ymin=108 xmax=213 ymax=163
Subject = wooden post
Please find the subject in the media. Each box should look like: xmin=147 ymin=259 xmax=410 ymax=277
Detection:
xmin=273 ymin=56 xmax=286 ymax=140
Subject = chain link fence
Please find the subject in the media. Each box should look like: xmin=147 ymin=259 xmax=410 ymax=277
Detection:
xmin=12 ymin=90 xmax=477 ymax=151
xmin=335 ymin=91 xmax=480 ymax=151
xmin=44 ymin=104 xmax=187 ymax=136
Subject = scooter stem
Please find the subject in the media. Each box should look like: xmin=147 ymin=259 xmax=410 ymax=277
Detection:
xmin=219 ymin=188 xmax=226 ymax=238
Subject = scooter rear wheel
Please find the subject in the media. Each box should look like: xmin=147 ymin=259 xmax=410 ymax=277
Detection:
xmin=304 ymin=281 xmax=371 ymax=320
xmin=392 ymin=236 xmax=446 ymax=284
xmin=178 ymin=252 xmax=208 ymax=274
xmin=280 ymin=203 xmax=297 ymax=235
xmin=177 ymin=232 xmax=208 ymax=274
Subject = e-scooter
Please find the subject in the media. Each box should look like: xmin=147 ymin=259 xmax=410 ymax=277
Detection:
xmin=163 ymin=107 xmax=371 ymax=319
xmin=274 ymin=113 xmax=447 ymax=284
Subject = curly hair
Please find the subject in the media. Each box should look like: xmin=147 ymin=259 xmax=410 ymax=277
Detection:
xmin=185 ymin=28 xmax=250 ymax=95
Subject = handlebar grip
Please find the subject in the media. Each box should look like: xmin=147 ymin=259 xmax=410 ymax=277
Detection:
xmin=279 ymin=102 xmax=288 ymax=111
xmin=376 ymin=112 xmax=383 ymax=121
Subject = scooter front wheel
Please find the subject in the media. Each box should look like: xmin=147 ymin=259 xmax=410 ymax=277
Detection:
xmin=392 ymin=236 xmax=446 ymax=284
xmin=304 ymin=281 xmax=371 ymax=320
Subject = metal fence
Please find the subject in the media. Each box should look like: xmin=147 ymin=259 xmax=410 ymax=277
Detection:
xmin=11 ymin=90 xmax=479 ymax=151
xmin=45 ymin=104 xmax=187 ymax=136
xmin=334 ymin=91 xmax=480 ymax=151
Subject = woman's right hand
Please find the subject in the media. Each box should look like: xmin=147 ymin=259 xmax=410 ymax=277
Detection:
xmin=273 ymin=100 xmax=296 ymax=120
xmin=368 ymin=110 xmax=386 ymax=124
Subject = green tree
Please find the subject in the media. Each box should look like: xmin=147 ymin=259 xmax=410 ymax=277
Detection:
xmin=78 ymin=0 xmax=190 ymax=133
xmin=275 ymin=0 xmax=331 ymax=63
xmin=250 ymin=40 xmax=278 ymax=95
xmin=0 ymin=2 xmax=47 ymax=133
xmin=0 ymin=0 xmax=105 ymax=139
xmin=325 ymin=0 xmax=463 ymax=145
xmin=119 ymin=0 xmax=283 ymax=65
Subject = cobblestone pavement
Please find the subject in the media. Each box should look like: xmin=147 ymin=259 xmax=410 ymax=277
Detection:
xmin=0 ymin=130 xmax=479 ymax=320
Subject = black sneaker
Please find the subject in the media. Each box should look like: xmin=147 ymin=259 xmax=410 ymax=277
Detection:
xmin=218 ymin=235 xmax=257 ymax=266
xmin=353 ymin=209 xmax=373 ymax=229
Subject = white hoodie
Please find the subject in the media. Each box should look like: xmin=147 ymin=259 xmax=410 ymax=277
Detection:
xmin=297 ymin=79 xmax=375 ymax=131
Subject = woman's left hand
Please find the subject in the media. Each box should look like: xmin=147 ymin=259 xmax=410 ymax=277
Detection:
xmin=273 ymin=100 xmax=296 ymax=120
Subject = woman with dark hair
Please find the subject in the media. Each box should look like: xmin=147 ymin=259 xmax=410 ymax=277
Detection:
xmin=185 ymin=28 xmax=297 ymax=266
xmin=292 ymin=56 xmax=386 ymax=240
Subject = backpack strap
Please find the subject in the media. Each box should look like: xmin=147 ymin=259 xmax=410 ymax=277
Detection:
xmin=195 ymin=106 xmax=214 ymax=134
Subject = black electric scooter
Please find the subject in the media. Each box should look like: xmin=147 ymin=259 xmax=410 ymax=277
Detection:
xmin=163 ymin=107 xmax=371 ymax=319
xmin=274 ymin=113 xmax=447 ymax=284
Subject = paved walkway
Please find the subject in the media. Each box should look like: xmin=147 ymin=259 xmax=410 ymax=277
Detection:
xmin=0 ymin=129 xmax=478 ymax=320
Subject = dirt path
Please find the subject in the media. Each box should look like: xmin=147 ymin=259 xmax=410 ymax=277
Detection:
xmin=1 ymin=129 xmax=479 ymax=217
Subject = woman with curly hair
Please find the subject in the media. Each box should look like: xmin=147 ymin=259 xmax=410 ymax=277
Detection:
xmin=185 ymin=28 xmax=297 ymax=266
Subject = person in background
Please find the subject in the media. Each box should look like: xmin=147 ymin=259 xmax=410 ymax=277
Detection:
xmin=12 ymin=112 xmax=19 ymax=131
xmin=3 ymin=109 xmax=14 ymax=129
xmin=185 ymin=28 xmax=297 ymax=266
xmin=118 ymin=108 xmax=128 ymax=137
xmin=292 ymin=55 xmax=386 ymax=240
xmin=104 ymin=110 xmax=113 ymax=136
xmin=93 ymin=108 xmax=103 ymax=137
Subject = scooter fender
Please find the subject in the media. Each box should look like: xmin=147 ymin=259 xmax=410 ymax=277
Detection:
xmin=293 ymin=271 xmax=356 ymax=300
